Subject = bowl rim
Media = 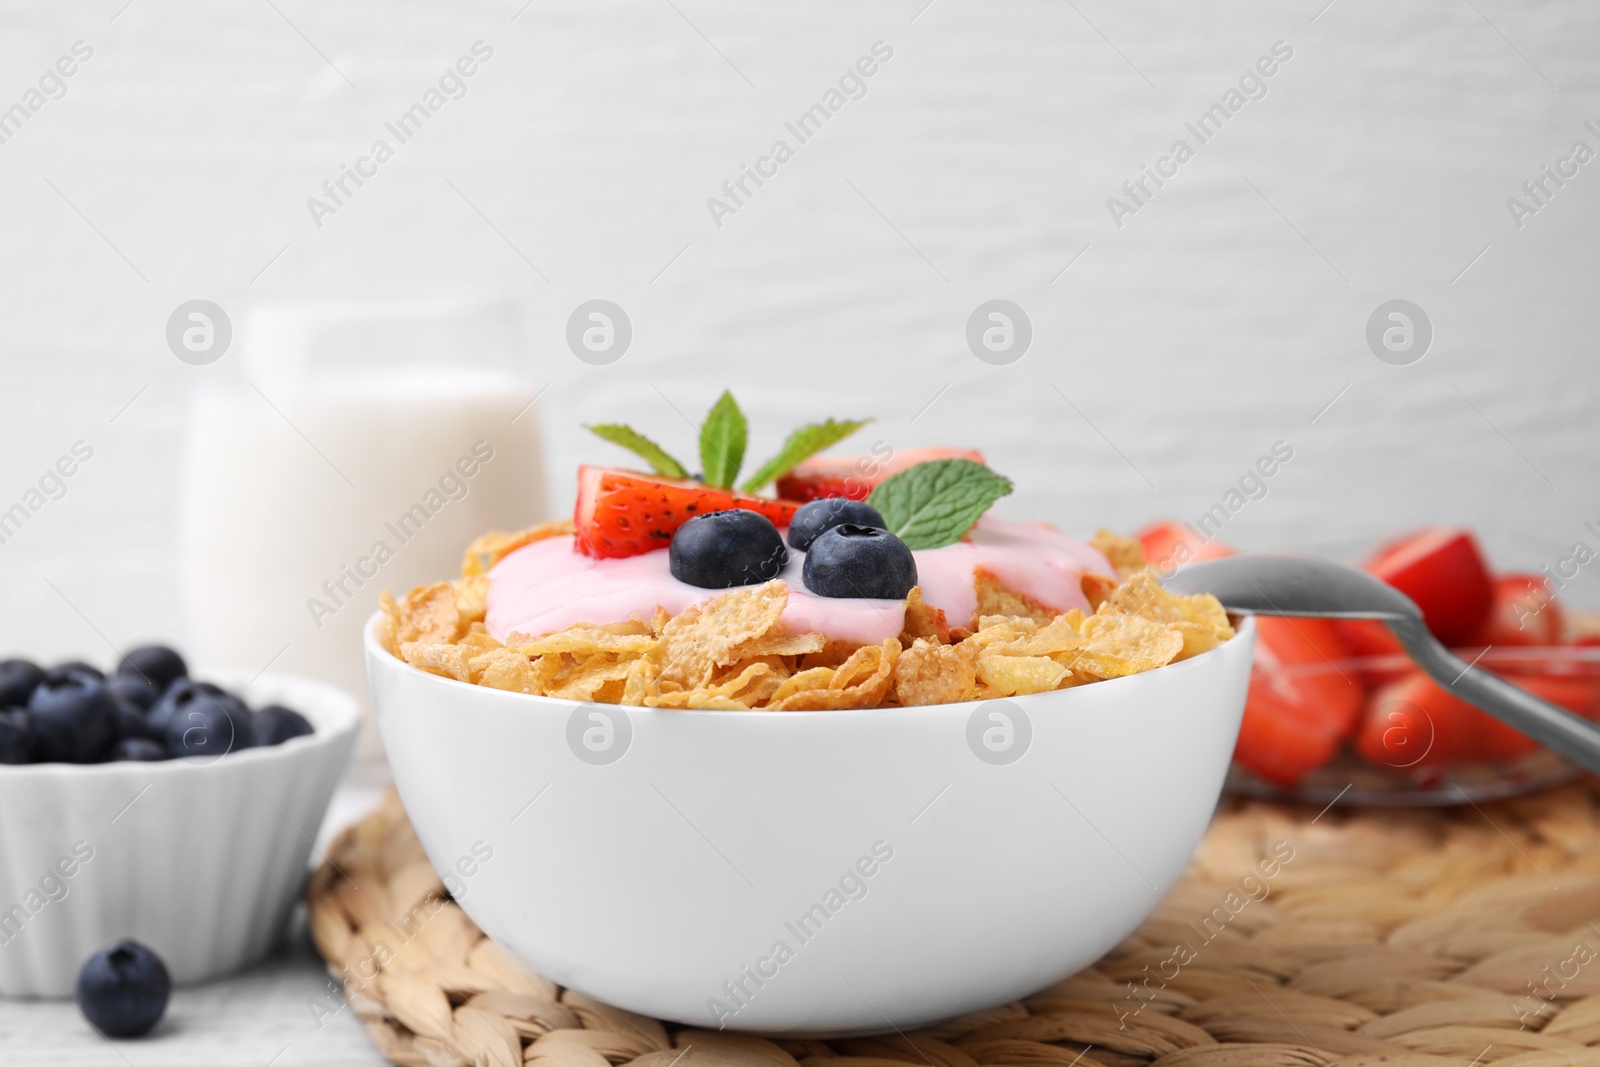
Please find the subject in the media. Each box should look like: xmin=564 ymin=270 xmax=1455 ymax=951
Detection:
xmin=363 ymin=609 xmax=1256 ymax=720
xmin=0 ymin=667 xmax=362 ymax=778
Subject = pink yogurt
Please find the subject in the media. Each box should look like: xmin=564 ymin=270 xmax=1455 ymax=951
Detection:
xmin=485 ymin=518 xmax=1114 ymax=645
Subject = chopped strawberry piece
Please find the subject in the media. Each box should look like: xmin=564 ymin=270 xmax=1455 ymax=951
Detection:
xmin=1469 ymin=573 xmax=1562 ymax=647
xmin=1232 ymin=617 xmax=1363 ymax=786
xmin=1472 ymin=669 xmax=1599 ymax=761
xmin=1355 ymin=668 xmax=1575 ymax=768
xmin=1362 ymin=527 xmax=1494 ymax=646
xmin=573 ymin=466 xmax=800 ymax=559
xmin=1334 ymin=527 xmax=1495 ymax=666
xmin=1333 ymin=619 xmax=1405 ymax=660
xmin=1331 ymin=619 xmax=1412 ymax=691
xmin=1234 ymin=682 xmax=1343 ymax=787
xmin=1133 ymin=520 xmax=1234 ymax=576
xmin=1256 ymin=617 xmax=1365 ymax=730
xmin=775 ymin=447 xmax=985 ymax=503
xmin=1356 ymin=672 xmax=1477 ymax=769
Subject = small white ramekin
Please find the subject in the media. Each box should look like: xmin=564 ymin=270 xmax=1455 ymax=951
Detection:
xmin=0 ymin=669 xmax=361 ymax=997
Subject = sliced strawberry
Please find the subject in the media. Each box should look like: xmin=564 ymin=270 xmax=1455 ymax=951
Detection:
xmin=775 ymin=447 xmax=985 ymax=503
xmin=1363 ymin=528 xmax=1494 ymax=646
xmin=1255 ymin=617 xmax=1366 ymax=732
xmin=1233 ymin=618 xmax=1363 ymax=786
xmin=1332 ymin=619 xmax=1412 ymax=692
xmin=1133 ymin=520 xmax=1235 ymax=576
xmin=1514 ymin=672 xmax=1600 ymax=718
xmin=1334 ymin=527 xmax=1494 ymax=666
xmin=1233 ymin=680 xmax=1343 ymax=787
xmin=1472 ymin=669 xmax=1599 ymax=761
xmin=1357 ymin=660 xmax=1599 ymax=768
xmin=1469 ymin=573 xmax=1562 ymax=648
xmin=1357 ymin=672 xmax=1478 ymax=769
xmin=1333 ymin=619 xmax=1405 ymax=660
xmin=1467 ymin=716 xmax=1540 ymax=763
xmin=573 ymin=466 xmax=800 ymax=559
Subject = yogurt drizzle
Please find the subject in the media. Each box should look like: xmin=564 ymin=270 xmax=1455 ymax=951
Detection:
xmin=486 ymin=518 xmax=1113 ymax=645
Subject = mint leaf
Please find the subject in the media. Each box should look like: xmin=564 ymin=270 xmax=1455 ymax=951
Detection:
xmin=699 ymin=391 xmax=747 ymax=488
xmin=585 ymin=424 xmax=689 ymax=478
xmin=740 ymin=418 xmax=872 ymax=493
xmin=867 ymin=459 xmax=1013 ymax=550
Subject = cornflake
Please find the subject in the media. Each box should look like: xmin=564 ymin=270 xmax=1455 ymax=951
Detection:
xmin=1091 ymin=529 xmax=1147 ymax=579
xmin=1066 ymin=613 xmax=1184 ymax=678
xmin=461 ymin=519 xmax=574 ymax=578
xmin=893 ymin=639 xmax=978 ymax=706
xmin=977 ymin=653 xmax=1068 ymax=697
xmin=899 ymin=587 xmax=953 ymax=645
xmin=768 ymin=639 xmax=899 ymax=711
xmin=658 ymin=581 xmax=790 ymax=690
xmin=469 ymin=648 xmax=540 ymax=694
xmin=974 ymin=568 xmax=1057 ymax=626
xmin=1099 ymin=571 xmax=1235 ymax=661
xmin=395 ymin=583 xmax=464 ymax=645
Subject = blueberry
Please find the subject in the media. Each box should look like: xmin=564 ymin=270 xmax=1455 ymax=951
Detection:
xmin=27 ymin=677 xmax=117 ymax=763
xmin=254 ymin=704 xmax=314 ymax=746
xmin=147 ymin=679 xmax=226 ymax=738
xmin=116 ymin=645 xmax=187 ymax=690
xmin=221 ymin=693 xmax=258 ymax=747
xmin=163 ymin=691 xmax=255 ymax=759
xmin=802 ymin=524 xmax=918 ymax=599
xmin=0 ymin=659 xmax=44 ymax=706
xmin=669 ymin=510 xmax=789 ymax=589
xmin=111 ymin=695 xmax=156 ymax=743
xmin=787 ymin=497 xmax=887 ymax=552
xmin=109 ymin=737 xmax=169 ymax=762
xmin=106 ymin=673 xmax=159 ymax=712
xmin=0 ymin=708 xmax=33 ymax=764
xmin=77 ymin=940 xmax=170 ymax=1038
xmin=47 ymin=660 xmax=104 ymax=684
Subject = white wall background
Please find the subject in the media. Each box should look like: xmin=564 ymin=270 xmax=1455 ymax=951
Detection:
xmin=1 ymin=0 xmax=1597 ymax=672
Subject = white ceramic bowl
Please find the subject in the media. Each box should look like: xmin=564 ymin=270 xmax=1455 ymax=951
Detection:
xmin=366 ymin=614 xmax=1255 ymax=1034
xmin=0 ymin=669 xmax=361 ymax=998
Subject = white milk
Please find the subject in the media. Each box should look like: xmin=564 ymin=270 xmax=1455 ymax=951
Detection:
xmin=178 ymin=303 xmax=549 ymax=760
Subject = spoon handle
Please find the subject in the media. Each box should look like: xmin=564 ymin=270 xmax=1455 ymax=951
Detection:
xmin=1392 ymin=620 xmax=1600 ymax=775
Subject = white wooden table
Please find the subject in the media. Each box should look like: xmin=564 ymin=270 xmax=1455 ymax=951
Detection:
xmin=1 ymin=785 xmax=393 ymax=1067
xmin=2 ymin=934 xmax=391 ymax=1067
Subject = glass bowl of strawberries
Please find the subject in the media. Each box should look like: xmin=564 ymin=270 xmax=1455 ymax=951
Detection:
xmin=1139 ymin=522 xmax=1600 ymax=805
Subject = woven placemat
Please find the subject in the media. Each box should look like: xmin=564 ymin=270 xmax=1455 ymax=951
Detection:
xmin=308 ymin=783 xmax=1600 ymax=1067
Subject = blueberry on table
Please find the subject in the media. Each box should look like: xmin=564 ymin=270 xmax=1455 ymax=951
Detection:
xmin=254 ymin=704 xmax=314 ymax=745
xmin=0 ymin=708 xmax=33 ymax=764
xmin=28 ymin=677 xmax=117 ymax=763
xmin=77 ymin=940 xmax=170 ymax=1038
xmin=109 ymin=738 xmax=169 ymax=762
xmin=670 ymin=509 xmax=789 ymax=589
xmin=163 ymin=692 xmax=254 ymax=759
xmin=106 ymin=673 xmax=159 ymax=711
xmin=0 ymin=659 xmax=44 ymax=707
xmin=787 ymin=497 xmax=887 ymax=552
xmin=117 ymin=645 xmax=188 ymax=690
xmin=802 ymin=524 xmax=919 ymax=599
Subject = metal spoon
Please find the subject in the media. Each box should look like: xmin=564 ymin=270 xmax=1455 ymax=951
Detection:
xmin=1162 ymin=554 xmax=1600 ymax=775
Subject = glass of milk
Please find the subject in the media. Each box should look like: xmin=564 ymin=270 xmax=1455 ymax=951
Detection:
xmin=178 ymin=299 xmax=549 ymax=761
